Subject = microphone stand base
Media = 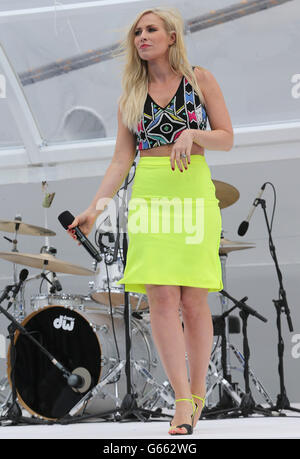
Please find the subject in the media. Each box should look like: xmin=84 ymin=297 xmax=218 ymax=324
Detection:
xmin=202 ymin=393 xmax=275 ymax=420
xmin=266 ymin=394 xmax=300 ymax=414
xmin=0 ymin=402 xmax=53 ymax=426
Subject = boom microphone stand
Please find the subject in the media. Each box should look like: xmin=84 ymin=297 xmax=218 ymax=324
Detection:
xmin=254 ymin=192 xmax=300 ymax=414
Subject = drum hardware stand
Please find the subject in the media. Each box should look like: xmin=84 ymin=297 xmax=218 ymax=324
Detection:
xmin=202 ymin=289 xmax=274 ymax=419
xmin=61 ymin=357 xmax=174 ymax=423
xmin=205 ymin=310 xmax=244 ymax=411
xmin=0 ymin=277 xmax=86 ymax=426
xmin=217 ymin=244 xmax=243 ymax=410
xmin=2 ymin=215 xmax=26 ymax=321
xmin=207 ymin=340 xmax=274 ymax=410
xmin=132 ymin=362 xmax=174 ymax=411
xmin=253 ymin=195 xmax=300 ymax=414
xmin=40 ymin=272 xmax=62 ymax=294
xmin=219 ymin=246 xmax=231 ymax=376
xmin=205 ymin=358 xmax=242 ymax=409
xmin=40 ymin=246 xmax=63 ymax=294
xmin=228 ymin=343 xmax=274 ymax=407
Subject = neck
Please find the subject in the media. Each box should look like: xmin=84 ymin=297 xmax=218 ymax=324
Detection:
xmin=147 ymin=60 xmax=179 ymax=85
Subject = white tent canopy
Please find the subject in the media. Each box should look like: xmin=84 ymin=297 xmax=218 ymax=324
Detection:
xmin=0 ymin=0 xmax=299 ymax=184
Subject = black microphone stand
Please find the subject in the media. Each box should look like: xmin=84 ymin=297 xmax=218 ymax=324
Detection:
xmin=203 ymin=290 xmax=274 ymax=419
xmin=254 ymin=196 xmax=300 ymax=414
xmin=0 ymin=283 xmax=82 ymax=425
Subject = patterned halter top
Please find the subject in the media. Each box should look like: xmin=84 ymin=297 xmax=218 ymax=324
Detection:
xmin=136 ymin=66 xmax=207 ymax=151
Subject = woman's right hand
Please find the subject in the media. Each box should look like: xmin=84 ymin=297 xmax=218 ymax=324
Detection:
xmin=67 ymin=207 xmax=100 ymax=242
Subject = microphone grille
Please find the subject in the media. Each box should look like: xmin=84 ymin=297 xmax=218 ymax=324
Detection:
xmin=20 ymin=269 xmax=29 ymax=281
xmin=238 ymin=221 xmax=249 ymax=237
xmin=58 ymin=210 xmax=74 ymax=229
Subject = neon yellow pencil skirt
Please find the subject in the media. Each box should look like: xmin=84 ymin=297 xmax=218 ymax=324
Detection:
xmin=116 ymin=155 xmax=223 ymax=294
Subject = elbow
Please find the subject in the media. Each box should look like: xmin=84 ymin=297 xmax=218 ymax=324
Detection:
xmin=225 ymin=142 xmax=234 ymax=152
xmin=224 ymin=131 xmax=234 ymax=151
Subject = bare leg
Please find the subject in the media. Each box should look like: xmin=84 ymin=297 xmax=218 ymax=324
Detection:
xmin=180 ymin=286 xmax=213 ymax=424
xmin=145 ymin=284 xmax=194 ymax=433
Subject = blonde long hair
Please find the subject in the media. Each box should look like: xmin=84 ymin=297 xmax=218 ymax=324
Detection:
xmin=115 ymin=7 xmax=206 ymax=133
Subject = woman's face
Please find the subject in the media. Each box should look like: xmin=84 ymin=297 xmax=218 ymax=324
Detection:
xmin=134 ymin=13 xmax=175 ymax=62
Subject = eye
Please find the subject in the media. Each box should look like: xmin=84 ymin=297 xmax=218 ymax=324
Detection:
xmin=134 ymin=27 xmax=156 ymax=36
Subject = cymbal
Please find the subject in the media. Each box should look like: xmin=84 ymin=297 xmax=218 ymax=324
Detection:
xmin=212 ymin=180 xmax=240 ymax=209
xmin=219 ymin=238 xmax=256 ymax=255
xmin=0 ymin=251 xmax=95 ymax=276
xmin=0 ymin=220 xmax=56 ymax=236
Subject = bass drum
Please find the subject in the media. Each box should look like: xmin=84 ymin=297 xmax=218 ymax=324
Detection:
xmin=7 ymin=305 xmax=166 ymax=420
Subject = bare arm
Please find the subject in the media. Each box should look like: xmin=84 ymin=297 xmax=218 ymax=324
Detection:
xmin=88 ymin=104 xmax=137 ymax=214
xmin=192 ymin=68 xmax=234 ymax=151
xmin=68 ymin=104 xmax=136 ymax=237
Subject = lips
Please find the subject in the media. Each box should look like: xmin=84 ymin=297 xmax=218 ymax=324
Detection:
xmin=140 ymin=44 xmax=150 ymax=49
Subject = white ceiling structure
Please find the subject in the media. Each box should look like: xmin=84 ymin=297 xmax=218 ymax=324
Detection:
xmin=0 ymin=0 xmax=299 ymax=184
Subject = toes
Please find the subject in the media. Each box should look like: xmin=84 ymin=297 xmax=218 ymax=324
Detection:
xmin=169 ymin=426 xmax=187 ymax=435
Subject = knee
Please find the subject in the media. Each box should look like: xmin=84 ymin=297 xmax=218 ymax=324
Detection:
xmin=146 ymin=286 xmax=180 ymax=316
xmin=180 ymin=291 xmax=208 ymax=318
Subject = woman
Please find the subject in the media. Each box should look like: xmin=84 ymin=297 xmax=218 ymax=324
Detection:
xmin=68 ymin=7 xmax=233 ymax=435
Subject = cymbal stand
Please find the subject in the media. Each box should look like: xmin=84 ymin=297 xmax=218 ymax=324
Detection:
xmin=217 ymin=238 xmax=241 ymax=409
xmin=2 ymin=215 xmax=25 ymax=322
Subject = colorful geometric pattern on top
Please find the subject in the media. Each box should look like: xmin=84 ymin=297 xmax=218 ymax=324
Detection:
xmin=136 ymin=67 xmax=207 ymax=151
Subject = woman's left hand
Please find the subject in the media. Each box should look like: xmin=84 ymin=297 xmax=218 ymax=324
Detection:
xmin=170 ymin=129 xmax=193 ymax=172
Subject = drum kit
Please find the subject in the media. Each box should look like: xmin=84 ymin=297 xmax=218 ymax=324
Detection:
xmin=0 ymin=178 xmax=277 ymax=425
xmin=0 ymin=217 xmax=172 ymax=424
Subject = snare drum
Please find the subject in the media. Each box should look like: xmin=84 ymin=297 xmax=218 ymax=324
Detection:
xmin=89 ymin=256 xmax=148 ymax=311
xmin=30 ymin=293 xmax=107 ymax=313
xmin=30 ymin=293 xmax=84 ymax=310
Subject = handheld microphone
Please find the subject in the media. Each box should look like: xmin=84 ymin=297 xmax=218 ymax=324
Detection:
xmin=58 ymin=210 xmax=102 ymax=263
xmin=238 ymin=183 xmax=266 ymax=236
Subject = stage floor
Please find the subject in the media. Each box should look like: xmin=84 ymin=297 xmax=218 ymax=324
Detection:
xmin=0 ymin=406 xmax=299 ymax=439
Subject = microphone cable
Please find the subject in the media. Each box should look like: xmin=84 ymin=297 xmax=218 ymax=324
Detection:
xmin=264 ymin=181 xmax=276 ymax=233
xmin=94 ymin=232 xmax=121 ymax=383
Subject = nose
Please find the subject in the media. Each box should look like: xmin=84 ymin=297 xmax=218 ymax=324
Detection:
xmin=140 ymin=29 xmax=148 ymax=40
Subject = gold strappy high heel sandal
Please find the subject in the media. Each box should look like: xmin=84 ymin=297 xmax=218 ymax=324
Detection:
xmin=192 ymin=394 xmax=206 ymax=427
xmin=168 ymin=398 xmax=196 ymax=436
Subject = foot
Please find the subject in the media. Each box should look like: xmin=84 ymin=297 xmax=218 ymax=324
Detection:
xmin=192 ymin=394 xmax=206 ymax=427
xmin=169 ymin=398 xmax=195 ymax=435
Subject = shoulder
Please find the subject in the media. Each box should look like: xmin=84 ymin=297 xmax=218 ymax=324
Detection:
xmin=193 ymin=66 xmax=216 ymax=89
xmin=193 ymin=66 xmax=225 ymax=107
